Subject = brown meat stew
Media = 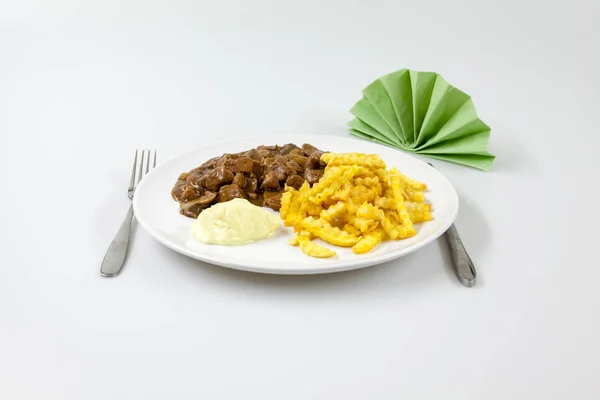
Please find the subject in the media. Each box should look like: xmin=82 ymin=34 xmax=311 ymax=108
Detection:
xmin=172 ymin=143 xmax=327 ymax=218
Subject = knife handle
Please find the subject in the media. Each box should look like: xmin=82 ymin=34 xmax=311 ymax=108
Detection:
xmin=444 ymin=224 xmax=476 ymax=287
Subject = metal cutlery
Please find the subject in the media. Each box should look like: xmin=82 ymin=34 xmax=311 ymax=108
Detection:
xmin=100 ymin=149 xmax=157 ymax=277
xmin=443 ymin=224 xmax=476 ymax=287
xmin=428 ymin=163 xmax=477 ymax=287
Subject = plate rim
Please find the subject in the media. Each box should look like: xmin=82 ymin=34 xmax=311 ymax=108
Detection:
xmin=133 ymin=134 xmax=459 ymax=275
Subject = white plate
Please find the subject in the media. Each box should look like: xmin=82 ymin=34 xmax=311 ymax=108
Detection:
xmin=133 ymin=134 xmax=459 ymax=275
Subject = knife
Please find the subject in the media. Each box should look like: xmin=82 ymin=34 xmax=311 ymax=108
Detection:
xmin=443 ymin=223 xmax=476 ymax=287
xmin=427 ymin=163 xmax=476 ymax=287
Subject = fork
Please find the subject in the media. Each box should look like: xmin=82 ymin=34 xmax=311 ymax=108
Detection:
xmin=100 ymin=149 xmax=157 ymax=277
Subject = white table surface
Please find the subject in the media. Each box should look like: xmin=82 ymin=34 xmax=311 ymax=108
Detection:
xmin=1 ymin=1 xmax=599 ymax=399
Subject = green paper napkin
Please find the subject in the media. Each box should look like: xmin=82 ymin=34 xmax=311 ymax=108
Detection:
xmin=348 ymin=69 xmax=495 ymax=170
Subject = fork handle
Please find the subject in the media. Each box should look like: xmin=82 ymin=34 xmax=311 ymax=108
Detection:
xmin=101 ymin=204 xmax=134 ymax=277
xmin=444 ymin=224 xmax=476 ymax=287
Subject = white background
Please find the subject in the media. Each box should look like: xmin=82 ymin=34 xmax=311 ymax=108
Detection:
xmin=1 ymin=1 xmax=599 ymax=399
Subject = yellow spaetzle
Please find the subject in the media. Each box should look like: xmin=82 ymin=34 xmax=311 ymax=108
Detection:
xmin=279 ymin=152 xmax=432 ymax=257
xmin=302 ymin=217 xmax=361 ymax=247
xmin=297 ymin=234 xmax=336 ymax=258
xmin=321 ymin=153 xmax=386 ymax=170
xmin=352 ymin=228 xmax=385 ymax=254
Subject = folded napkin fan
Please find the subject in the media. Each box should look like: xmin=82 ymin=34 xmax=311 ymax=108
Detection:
xmin=348 ymin=69 xmax=495 ymax=170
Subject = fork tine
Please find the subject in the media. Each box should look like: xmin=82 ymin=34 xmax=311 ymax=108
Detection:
xmin=145 ymin=150 xmax=151 ymax=175
xmin=137 ymin=150 xmax=146 ymax=187
xmin=153 ymin=150 xmax=157 ymax=168
xmin=129 ymin=150 xmax=138 ymax=191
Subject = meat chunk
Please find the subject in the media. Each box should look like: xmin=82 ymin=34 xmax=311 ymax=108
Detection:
xmin=244 ymin=148 xmax=262 ymax=161
xmin=257 ymin=145 xmax=277 ymax=151
xmin=180 ymin=186 xmax=201 ymax=202
xmin=305 ymin=168 xmax=324 ymax=185
xmin=228 ymin=157 xmax=254 ymax=174
xmin=269 ymin=163 xmax=290 ymax=181
xmin=215 ymin=153 xmax=235 ymax=167
xmin=285 ymin=175 xmax=305 ymax=190
xmin=179 ymin=191 xmax=217 ymax=218
xmin=202 ymin=165 xmax=234 ymax=191
xmin=281 ymin=143 xmax=300 ymax=155
xmin=308 ymin=152 xmax=324 ymax=168
xmin=285 ymin=161 xmax=303 ymax=175
xmin=260 ymin=171 xmax=280 ymax=191
xmin=219 ymin=184 xmax=247 ymax=203
xmin=187 ymin=169 xmax=207 ymax=190
xmin=171 ymin=178 xmax=188 ymax=201
xmin=301 ymin=143 xmax=320 ymax=156
xmin=243 ymin=177 xmax=258 ymax=193
xmin=232 ymin=173 xmax=246 ymax=188
xmin=263 ymin=192 xmax=282 ymax=211
xmin=289 ymin=155 xmax=309 ymax=168
xmin=262 ymin=157 xmax=275 ymax=167
xmin=202 ymin=156 xmax=221 ymax=169
xmin=251 ymin=160 xmax=263 ymax=177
